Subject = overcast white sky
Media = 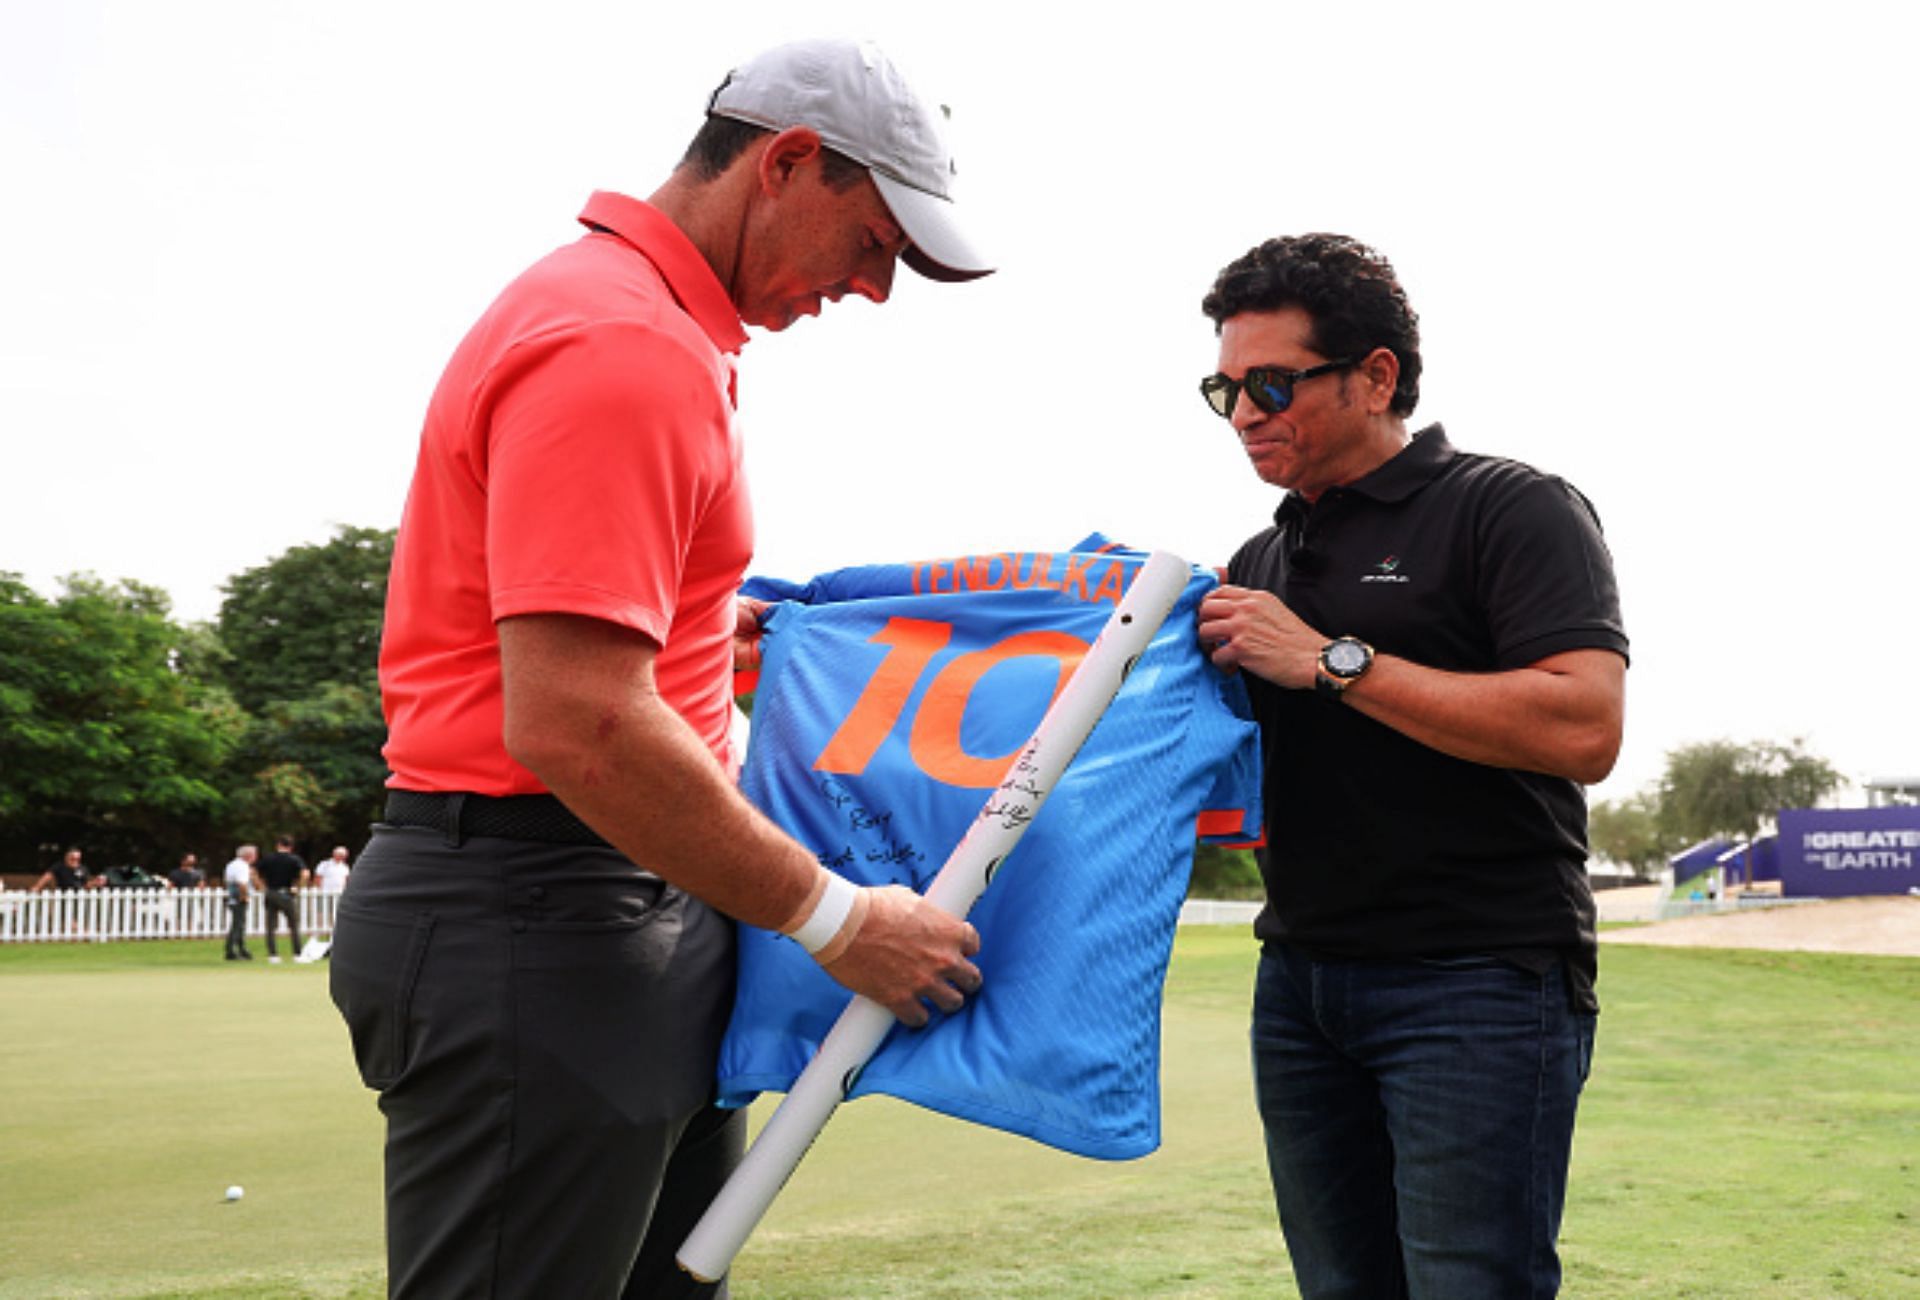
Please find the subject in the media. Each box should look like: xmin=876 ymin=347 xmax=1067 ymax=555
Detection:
xmin=4 ymin=0 xmax=1917 ymax=807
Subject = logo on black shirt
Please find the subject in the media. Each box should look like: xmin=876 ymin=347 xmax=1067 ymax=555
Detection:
xmin=1361 ymin=555 xmax=1410 ymax=584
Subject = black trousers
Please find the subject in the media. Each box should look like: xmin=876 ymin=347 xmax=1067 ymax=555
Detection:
xmin=262 ymin=888 xmax=302 ymax=955
xmin=329 ymin=824 xmax=744 ymax=1299
xmin=225 ymin=894 xmax=249 ymax=956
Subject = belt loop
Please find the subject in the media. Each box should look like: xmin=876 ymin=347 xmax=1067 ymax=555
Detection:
xmin=444 ymin=792 xmax=467 ymax=848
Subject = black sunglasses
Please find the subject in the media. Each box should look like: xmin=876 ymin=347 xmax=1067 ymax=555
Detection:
xmin=1199 ymin=358 xmax=1359 ymax=419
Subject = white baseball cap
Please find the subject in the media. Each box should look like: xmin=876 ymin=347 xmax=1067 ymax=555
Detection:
xmin=706 ymin=38 xmax=994 ymax=283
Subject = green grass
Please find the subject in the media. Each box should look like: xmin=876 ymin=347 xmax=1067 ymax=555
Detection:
xmin=0 ymin=941 xmax=384 ymax=1300
xmin=1 ymin=932 xmax=1916 ymax=1297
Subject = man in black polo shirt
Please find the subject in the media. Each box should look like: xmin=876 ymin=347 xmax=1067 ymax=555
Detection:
xmin=253 ymin=836 xmax=308 ymax=964
xmin=168 ymin=853 xmax=206 ymax=890
xmin=31 ymin=847 xmax=92 ymax=893
xmin=1194 ymin=234 xmax=1628 ymax=1298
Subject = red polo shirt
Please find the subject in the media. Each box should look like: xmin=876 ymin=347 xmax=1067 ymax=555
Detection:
xmin=380 ymin=192 xmax=753 ymax=795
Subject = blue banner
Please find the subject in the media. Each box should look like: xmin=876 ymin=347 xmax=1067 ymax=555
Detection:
xmin=1777 ymin=807 xmax=1920 ymax=897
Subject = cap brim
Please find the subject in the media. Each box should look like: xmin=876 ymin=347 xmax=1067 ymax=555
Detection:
xmin=872 ymin=172 xmax=994 ymax=283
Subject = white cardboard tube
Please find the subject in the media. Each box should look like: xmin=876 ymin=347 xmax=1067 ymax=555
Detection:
xmin=678 ymin=549 xmax=1192 ymax=1282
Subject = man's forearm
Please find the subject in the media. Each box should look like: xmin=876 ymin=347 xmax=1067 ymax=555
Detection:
xmin=1199 ymin=587 xmax=1623 ymax=783
xmin=505 ymin=672 xmax=820 ymax=932
xmin=1340 ymin=649 xmax=1623 ymax=783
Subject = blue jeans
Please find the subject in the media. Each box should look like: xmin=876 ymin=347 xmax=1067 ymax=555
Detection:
xmin=1252 ymin=944 xmax=1595 ymax=1299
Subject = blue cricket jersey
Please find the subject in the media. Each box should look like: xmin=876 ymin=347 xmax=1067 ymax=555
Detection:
xmin=716 ymin=536 xmax=1262 ymax=1159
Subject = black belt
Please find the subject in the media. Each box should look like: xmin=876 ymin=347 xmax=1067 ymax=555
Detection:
xmin=384 ymin=790 xmax=610 ymax=847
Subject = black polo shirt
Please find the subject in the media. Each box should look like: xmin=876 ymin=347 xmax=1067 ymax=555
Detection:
xmin=256 ymin=851 xmax=307 ymax=891
xmin=1227 ymin=425 xmax=1628 ymax=1006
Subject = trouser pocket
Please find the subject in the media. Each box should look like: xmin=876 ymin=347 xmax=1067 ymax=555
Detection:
xmin=330 ymin=909 xmax=436 ymax=1091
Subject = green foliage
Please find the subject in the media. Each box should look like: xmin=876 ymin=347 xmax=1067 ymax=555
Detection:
xmin=215 ymin=525 xmax=393 ymax=713
xmin=1658 ymin=736 xmax=1844 ymax=846
xmin=213 ymin=527 xmax=395 ymax=853
xmin=232 ymin=682 xmax=389 ymax=849
xmin=1587 ymin=789 xmax=1682 ymax=879
xmin=1592 ymin=737 xmax=1846 ymax=878
xmin=1 ymin=526 xmax=395 ymax=870
xmin=0 ymin=572 xmax=244 ymax=861
xmin=1189 ymin=841 xmax=1263 ymax=899
xmin=228 ymin=759 xmax=335 ymax=841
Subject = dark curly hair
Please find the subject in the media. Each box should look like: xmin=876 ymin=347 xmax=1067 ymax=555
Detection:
xmin=1200 ymin=234 xmax=1423 ymax=417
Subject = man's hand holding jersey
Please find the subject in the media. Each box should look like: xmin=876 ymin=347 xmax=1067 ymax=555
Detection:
xmin=1197 ymin=585 xmax=1325 ymax=687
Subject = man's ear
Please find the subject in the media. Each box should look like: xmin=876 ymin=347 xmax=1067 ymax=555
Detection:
xmin=756 ymin=126 xmax=824 ymax=194
xmin=1359 ymin=348 xmax=1401 ymax=416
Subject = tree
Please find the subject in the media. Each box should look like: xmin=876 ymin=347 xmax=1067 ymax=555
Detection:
xmin=0 ymin=573 xmax=244 ymax=866
xmin=214 ymin=527 xmax=395 ymax=853
xmin=215 ymin=525 xmax=393 ymax=713
xmin=1189 ymin=842 xmax=1263 ymax=899
xmin=1657 ymin=737 xmax=1844 ymax=847
xmin=228 ymin=760 xmax=334 ymax=843
xmin=233 ymin=682 xmax=389 ymax=850
xmin=1587 ymin=790 xmax=1680 ymax=879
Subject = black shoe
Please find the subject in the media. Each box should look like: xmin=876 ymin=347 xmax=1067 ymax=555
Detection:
xmin=225 ymin=953 xmax=239 ymax=961
xmin=239 ymin=950 xmax=254 ymax=960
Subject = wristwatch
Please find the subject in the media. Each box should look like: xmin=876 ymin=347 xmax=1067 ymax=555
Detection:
xmin=1314 ymin=636 xmax=1375 ymax=699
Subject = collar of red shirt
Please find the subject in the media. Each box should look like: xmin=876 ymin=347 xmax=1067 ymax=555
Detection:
xmin=577 ymin=191 xmax=750 ymax=355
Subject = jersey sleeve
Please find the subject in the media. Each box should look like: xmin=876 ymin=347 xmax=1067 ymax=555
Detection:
xmin=484 ymin=321 xmax=733 ymax=641
xmin=1476 ymin=471 xmax=1630 ymax=669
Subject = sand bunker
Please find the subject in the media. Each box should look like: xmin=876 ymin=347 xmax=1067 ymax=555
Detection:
xmin=1599 ymin=892 xmax=1920 ymax=958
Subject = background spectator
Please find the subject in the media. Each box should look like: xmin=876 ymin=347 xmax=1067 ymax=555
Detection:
xmin=31 ymin=847 xmax=92 ymax=892
xmin=253 ymin=835 xmax=308 ymax=964
xmin=169 ymin=853 xmax=207 ymax=890
xmin=224 ymin=845 xmax=255 ymax=961
xmin=315 ymin=846 xmax=352 ymax=895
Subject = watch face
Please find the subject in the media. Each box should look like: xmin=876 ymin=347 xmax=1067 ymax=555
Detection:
xmin=1325 ymin=639 xmax=1370 ymax=677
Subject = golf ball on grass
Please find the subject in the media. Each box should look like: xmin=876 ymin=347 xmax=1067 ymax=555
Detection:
xmin=225 ymin=1185 xmax=244 ymax=1202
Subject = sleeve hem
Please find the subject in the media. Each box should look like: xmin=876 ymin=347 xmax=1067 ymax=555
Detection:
xmin=491 ymin=583 xmax=671 ymax=645
xmin=1496 ymin=630 xmax=1631 ymax=671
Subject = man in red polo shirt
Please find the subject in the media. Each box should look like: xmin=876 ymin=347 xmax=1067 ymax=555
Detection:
xmin=330 ymin=39 xmax=993 ymax=1299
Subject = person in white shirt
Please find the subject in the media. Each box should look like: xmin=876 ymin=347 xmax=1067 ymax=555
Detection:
xmin=315 ymin=846 xmax=352 ymax=895
xmin=223 ymin=846 xmax=255 ymax=961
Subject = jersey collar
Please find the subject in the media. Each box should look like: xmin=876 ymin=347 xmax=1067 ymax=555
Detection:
xmin=578 ymin=191 xmax=750 ymax=355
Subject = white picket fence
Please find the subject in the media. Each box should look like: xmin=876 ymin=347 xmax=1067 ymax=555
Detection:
xmin=1177 ymin=898 xmax=1262 ymax=926
xmin=0 ymin=886 xmax=343 ymax=944
xmin=0 ymin=886 xmax=1251 ymax=944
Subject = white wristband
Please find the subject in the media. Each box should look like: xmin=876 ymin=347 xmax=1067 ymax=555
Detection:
xmin=787 ymin=873 xmax=859 ymax=955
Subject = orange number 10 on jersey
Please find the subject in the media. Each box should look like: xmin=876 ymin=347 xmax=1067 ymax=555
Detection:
xmin=811 ymin=617 xmax=1090 ymax=788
